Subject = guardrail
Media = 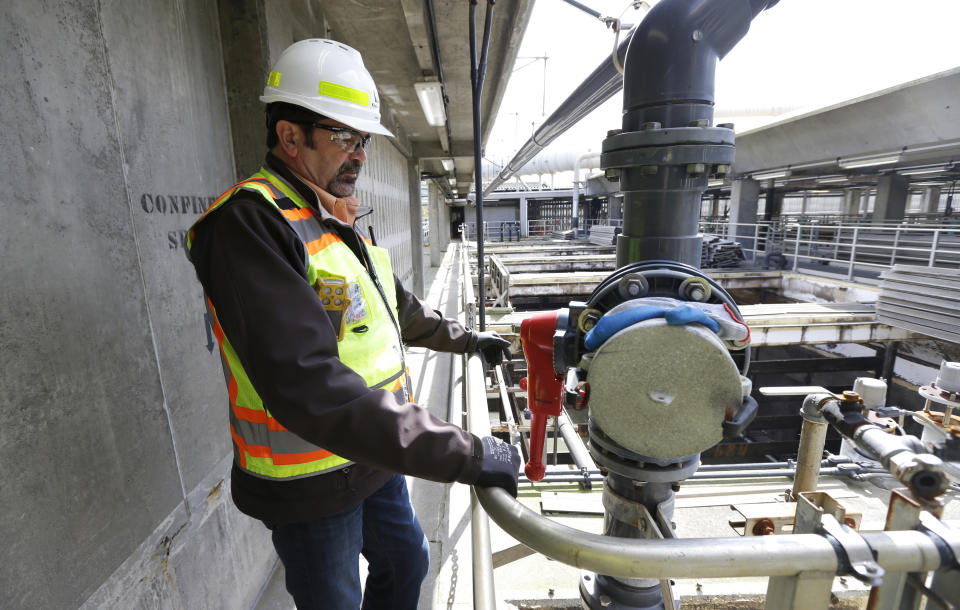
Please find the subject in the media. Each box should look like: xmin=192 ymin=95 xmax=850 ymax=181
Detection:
xmin=488 ymin=254 xmax=510 ymax=308
xmin=462 ymin=218 xmax=623 ymax=240
xmin=701 ymin=220 xmax=960 ymax=278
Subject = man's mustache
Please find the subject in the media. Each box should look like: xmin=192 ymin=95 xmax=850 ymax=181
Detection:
xmin=337 ymin=160 xmax=363 ymax=177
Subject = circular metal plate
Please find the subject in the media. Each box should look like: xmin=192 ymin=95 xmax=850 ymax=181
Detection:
xmin=588 ymin=319 xmax=742 ymax=459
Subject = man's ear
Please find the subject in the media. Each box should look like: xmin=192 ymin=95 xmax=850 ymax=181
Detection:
xmin=275 ymin=120 xmax=300 ymax=157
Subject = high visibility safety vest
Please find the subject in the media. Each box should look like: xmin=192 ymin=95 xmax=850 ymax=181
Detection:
xmin=187 ymin=168 xmax=409 ymax=480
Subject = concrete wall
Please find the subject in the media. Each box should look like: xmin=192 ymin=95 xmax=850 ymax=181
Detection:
xmin=0 ymin=1 xmax=421 ymax=607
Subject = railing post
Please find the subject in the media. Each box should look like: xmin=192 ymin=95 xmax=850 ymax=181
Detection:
xmin=889 ymin=228 xmax=900 ymax=266
xmin=792 ymin=225 xmax=801 ymax=272
xmin=848 ymin=227 xmax=859 ymax=280
xmin=929 ymin=229 xmax=941 ymax=267
xmin=752 ymin=224 xmax=759 ymax=263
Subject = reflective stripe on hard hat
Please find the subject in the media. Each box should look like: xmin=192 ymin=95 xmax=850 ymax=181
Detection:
xmin=260 ymin=38 xmax=393 ymax=137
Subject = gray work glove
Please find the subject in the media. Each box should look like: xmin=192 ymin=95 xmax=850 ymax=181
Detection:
xmin=474 ymin=436 xmax=521 ymax=497
xmin=474 ymin=331 xmax=512 ymax=366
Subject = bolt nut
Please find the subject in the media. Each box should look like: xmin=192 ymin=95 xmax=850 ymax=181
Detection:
xmin=604 ymin=168 xmax=621 ymax=181
xmin=580 ymin=312 xmax=600 ymax=332
xmin=752 ymin=518 xmax=776 ymax=536
xmin=715 ymin=164 xmax=731 ymax=175
xmin=639 ymin=165 xmax=659 ymax=175
xmin=641 ymin=121 xmax=661 ymax=131
xmin=686 ymin=163 xmax=706 ymax=174
xmin=606 ymin=129 xmax=622 ymax=138
xmin=844 ymin=517 xmax=857 ymax=529
xmin=842 ymin=391 xmax=862 ymax=403
xmin=692 ymin=29 xmax=704 ymax=42
xmin=689 ymin=287 xmax=706 ymax=301
xmin=689 ymin=118 xmax=709 ymax=127
xmin=718 ymin=122 xmax=735 ymax=130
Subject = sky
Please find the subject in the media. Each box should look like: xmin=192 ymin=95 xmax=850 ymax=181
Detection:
xmin=485 ymin=0 xmax=960 ymax=174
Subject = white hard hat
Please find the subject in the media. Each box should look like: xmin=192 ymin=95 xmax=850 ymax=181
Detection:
xmin=260 ymin=39 xmax=393 ymax=137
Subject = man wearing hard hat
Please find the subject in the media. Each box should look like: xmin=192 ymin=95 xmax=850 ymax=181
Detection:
xmin=187 ymin=39 xmax=520 ymax=609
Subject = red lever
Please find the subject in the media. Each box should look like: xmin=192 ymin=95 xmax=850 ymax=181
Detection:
xmin=520 ymin=310 xmax=564 ymax=481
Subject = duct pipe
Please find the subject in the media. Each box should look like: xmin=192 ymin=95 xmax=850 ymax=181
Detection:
xmin=483 ymin=29 xmax=636 ymax=196
xmin=605 ymin=0 xmax=779 ymax=268
xmin=573 ymin=151 xmax=602 ymax=235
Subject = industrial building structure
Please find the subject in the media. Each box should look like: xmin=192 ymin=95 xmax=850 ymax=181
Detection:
xmin=2 ymin=1 xmax=958 ymax=609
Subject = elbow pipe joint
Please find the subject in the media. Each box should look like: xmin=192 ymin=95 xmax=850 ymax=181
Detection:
xmin=621 ymin=0 xmax=778 ymax=129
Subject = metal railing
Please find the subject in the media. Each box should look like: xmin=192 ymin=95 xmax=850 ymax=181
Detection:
xmin=487 ymin=254 xmax=510 ymax=307
xmin=461 ymin=218 xmax=623 ymax=240
xmin=700 ymin=220 xmax=960 ymax=278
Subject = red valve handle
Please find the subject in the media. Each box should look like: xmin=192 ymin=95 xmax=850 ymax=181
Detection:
xmin=520 ymin=310 xmax=565 ymax=481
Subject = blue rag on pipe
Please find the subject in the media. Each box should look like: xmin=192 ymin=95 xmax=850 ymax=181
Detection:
xmin=584 ymin=303 xmax=722 ymax=351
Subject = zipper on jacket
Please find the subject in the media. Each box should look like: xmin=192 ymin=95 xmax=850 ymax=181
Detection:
xmin=338 ymin=224 xmax=410 ymax=399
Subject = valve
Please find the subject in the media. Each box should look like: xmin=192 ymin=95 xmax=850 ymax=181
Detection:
xmin=520 ymin=310 xmax=566 ymax=481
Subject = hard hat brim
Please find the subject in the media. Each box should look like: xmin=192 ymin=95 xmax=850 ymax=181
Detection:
xmin=260 ymin=93 xmax=395 ymax=137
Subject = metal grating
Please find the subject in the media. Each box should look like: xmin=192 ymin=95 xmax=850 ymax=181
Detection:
xmin=876 ymin=264 xmax=960 ymax=343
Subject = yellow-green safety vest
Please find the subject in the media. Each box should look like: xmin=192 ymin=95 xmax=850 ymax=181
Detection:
xmin=187 ymin=168 xmax=409 ymax=480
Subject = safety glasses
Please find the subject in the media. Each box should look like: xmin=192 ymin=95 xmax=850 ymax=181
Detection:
xmin=308 ymin=123 xmax=371 ymax=153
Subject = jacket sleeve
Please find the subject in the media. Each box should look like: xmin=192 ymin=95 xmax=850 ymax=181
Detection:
xmin=394 ymin=274 xmax=478 ymax=353
xmin=189 ymin=198 xmax=482 ymax=484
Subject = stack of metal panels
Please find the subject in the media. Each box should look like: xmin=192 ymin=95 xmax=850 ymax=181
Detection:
xmin=588 ymin=225 xmax=621 ymax=246
xmin=876 ymin=265 xmax=960 ymax=343
xmin=702 ymin=236 xmax=745 ymax=268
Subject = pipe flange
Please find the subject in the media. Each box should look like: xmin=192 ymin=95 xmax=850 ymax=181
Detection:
xmin=602 ymin=126 xmax=736 ymax=152
xmin=601 ymin=144 xmax=735 ymax=171
xmin=589 ymin=420 xmax=701 ymax=482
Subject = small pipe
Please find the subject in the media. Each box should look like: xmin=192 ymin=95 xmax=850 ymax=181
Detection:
xmin=791 ymin=395 xmax=830 ymax=498
xmin=520 ymin=466 xmax=877 ymax=484
xmin=466 ymin=350 xmax=496 ymax=609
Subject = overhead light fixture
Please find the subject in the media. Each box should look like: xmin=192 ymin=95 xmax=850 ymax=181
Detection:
xmin=441 ymin=158 xmax=455 ymax=172
xmin=898 ymin=164 xmax=951 ymax=176
xmin=414 ymin=80 xmax=446 ymax=127
xmin=447 ymin=176 xmax=456 ymax=186
xmin=837 ymin=154 xmax=901 ymax=170
xmin=809 ymin=189 xmax=831 ymax=194
xmin=774 ymin=180 xmax=787 ymax=188
xmin=752 ymin=169 xmax=791 ymax=181
xmin=816 ymin=175 xmax=848 ymax=184
xmin=912 ymin=181 xmax=948 ymax=187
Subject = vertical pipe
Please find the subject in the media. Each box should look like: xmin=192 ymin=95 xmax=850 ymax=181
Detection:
xmin=470 ymin=0 xmax=494 ymax=330
xmin=792 ymin=420 xmax=828 ymax=498
xmin=791 ymin=394 xmax=831 ymax=499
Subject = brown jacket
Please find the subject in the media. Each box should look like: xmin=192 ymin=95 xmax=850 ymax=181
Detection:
xmin=189 ymin=154 xmax=482 ymax=524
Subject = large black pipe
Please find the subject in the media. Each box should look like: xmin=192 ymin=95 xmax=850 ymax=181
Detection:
xmin=622 ymin=0 xmax=778 ymax=129
xmin=610 ymin=0 xmax=778 ymax=268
